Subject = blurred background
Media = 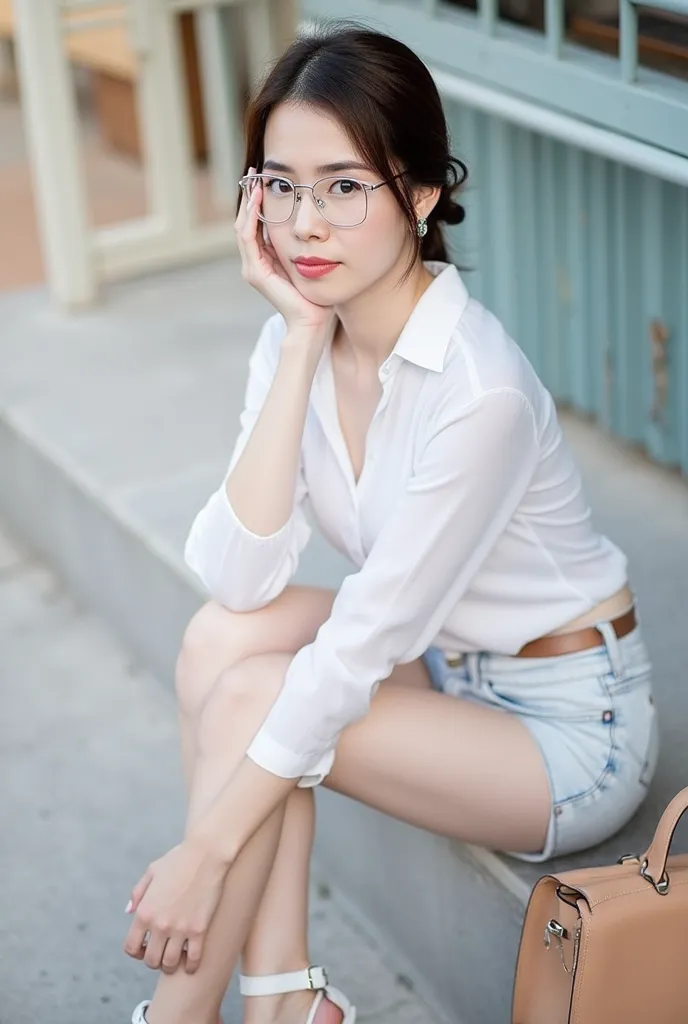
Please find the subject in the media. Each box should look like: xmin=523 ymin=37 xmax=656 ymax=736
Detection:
xmin=1 ymin=2 xmax=687 ymax=1023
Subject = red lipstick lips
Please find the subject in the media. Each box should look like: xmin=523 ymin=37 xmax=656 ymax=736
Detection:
xmin=293 ymin=256 xmax=341 ymax=279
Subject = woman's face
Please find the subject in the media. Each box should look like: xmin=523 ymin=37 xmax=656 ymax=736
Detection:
xmin=259 ymin=102 xmax=421 ymax=306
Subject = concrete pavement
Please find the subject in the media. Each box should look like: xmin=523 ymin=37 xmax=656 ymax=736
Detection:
xmin=0 ymin=524 xmax=442 ymax=1024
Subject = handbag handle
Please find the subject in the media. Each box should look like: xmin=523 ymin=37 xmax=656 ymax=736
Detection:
xmin=640 ymin=786 xmax=688 ymax=893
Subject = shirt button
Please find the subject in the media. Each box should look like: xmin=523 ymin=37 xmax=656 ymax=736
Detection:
xmin=380 ymin=364 xmax=390 ymax=377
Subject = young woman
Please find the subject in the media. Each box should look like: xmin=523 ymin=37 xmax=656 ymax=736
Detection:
xmin=123 ymin=21 xmax=659 ymax=1024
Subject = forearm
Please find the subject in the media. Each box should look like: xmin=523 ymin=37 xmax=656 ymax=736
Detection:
xmin=191 ymin=756 xmax=297 ymax=865
xmin=225 ymin=330 xmax=322 ymax=537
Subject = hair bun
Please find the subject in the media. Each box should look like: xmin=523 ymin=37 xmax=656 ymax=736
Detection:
xmin=433 ymin=190 xmax=466 ymax=227
xmin=442 ymin=196 xmax=466 ymax=226
xmin=429 ymin=155 xmax=468 ymax=227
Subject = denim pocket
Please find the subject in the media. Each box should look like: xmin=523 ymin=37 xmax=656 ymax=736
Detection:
xmin=484 ymin=671 xmax=612 ymax=723
xmin=604 ymin=671 xmax=659 ymax=789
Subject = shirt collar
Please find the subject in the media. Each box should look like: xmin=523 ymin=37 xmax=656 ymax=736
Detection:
xmin=390 ymin=261 xmax=469 ymax=373
xmin=315 ymin=260 xmax=470 ymax=386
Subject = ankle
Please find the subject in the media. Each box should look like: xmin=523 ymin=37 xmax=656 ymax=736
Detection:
xmin=144 ymin=998 xmax=220 ymax=1024
xmin=244 ymin=989 xmax=315 ymax=1024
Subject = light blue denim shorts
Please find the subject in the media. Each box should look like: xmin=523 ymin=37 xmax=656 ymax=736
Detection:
xmin=421 ymin=622 xmax=659 ymax=863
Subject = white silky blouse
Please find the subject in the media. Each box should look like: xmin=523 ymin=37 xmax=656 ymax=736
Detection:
xmin=184 ymin=261 xmax=628 ymax=786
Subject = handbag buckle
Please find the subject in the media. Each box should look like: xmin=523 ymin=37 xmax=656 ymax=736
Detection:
xmin=640 ymin=858 xmax=670 ymax=895
xmin=544 ymin=919 xmax=580 ymax=974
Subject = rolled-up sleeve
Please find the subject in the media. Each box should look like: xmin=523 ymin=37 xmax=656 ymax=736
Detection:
xmin=246 ymin=388 xmax=540 ymax=785
xmin=184 ymin=314 xmax=312 ymax=612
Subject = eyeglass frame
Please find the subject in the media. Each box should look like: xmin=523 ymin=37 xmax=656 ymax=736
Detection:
xmin=238 ymin=170 xmax=409 ymax=227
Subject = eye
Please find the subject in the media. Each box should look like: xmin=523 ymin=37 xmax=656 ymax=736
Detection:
xmin=328 ymin=178 xmax=364 ymax=196
xmin=265 ymin=176 xmax=294 ymax=195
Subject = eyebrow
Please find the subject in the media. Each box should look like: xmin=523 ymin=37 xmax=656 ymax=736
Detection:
xmin=262 ymin=160 xmax=372 ymax=175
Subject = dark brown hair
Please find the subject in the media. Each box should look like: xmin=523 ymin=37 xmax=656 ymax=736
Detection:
xmin=240 ymin=20 xmax=468 ymax=284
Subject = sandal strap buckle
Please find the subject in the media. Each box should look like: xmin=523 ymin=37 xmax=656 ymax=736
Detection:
xmin=308 ymin=965 xmax=328 ymax=989
xmin=239 ymin=965 xmax=329 ymax=996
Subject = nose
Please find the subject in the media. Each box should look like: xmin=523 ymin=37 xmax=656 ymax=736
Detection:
xmin=291 ymin=187 xmax=329 ymax=239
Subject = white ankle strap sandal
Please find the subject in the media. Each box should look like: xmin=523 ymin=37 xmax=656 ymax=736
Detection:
xmin=239 ymin=965 xmax=357 ymax=1023
xmin=129 ymin=966 xmax=356 ymax=1024
xmin=130 ymin=1002 xmax=150 ymax=1024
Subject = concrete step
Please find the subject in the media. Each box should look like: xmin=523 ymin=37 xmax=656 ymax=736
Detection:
xmin=1 ymin=261 xmax=687 ymax=1023
xmin=0 ymin=521 xmax=446 ymax=1024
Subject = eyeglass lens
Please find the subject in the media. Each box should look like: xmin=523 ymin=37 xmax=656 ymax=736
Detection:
xmin=244 ymin=175 xmax=368 ymax=226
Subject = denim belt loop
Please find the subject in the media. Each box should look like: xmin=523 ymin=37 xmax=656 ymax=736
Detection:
xmin=465 ymin=652 xmax=482 ymax=689
xmin=596 ymin=620 xmax=625 ymax=682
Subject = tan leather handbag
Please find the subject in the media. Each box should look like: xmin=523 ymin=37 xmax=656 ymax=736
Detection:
xmin=512 ymin=786 xmax=688 ymax=1023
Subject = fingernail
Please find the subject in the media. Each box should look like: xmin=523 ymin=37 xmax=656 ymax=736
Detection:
xmin=125 ymin=900 xmax=133 ymax=914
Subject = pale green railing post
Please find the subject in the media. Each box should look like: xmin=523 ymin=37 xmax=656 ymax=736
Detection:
xmin=480 ymin=0 xmax=498 ymax=37
xmin=622 ymin=0 xmax=688 ymax=83
xmin=545 ymin=0 xmax=564 ymax=59
xmin=619 ymin=0 xmax=638 ymax=82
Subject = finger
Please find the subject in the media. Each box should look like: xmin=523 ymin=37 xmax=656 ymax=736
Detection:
xmin=143 ymin=928 xmax=168 ymax=971
xmin=161 ymin=934 xmax=186 ymax=975
xmin=235 ymin=169 xmax=258 ymax=266
xmin=184 ymin=934 xmax=205 ymax=975
xmin=242 ymin=181 xmax=264 ymax=260
xmin=243 ymin=183 xmax=259 ymax=234
xmin=128 ymin=868 xmax=154 ymax=913
xmin=123 ymin=916 xmax=150 ymax=960
xmin=239 ymin=188 xmax=265 ymax=286
xmin=235 ymin=166 xmax=256 ymax=229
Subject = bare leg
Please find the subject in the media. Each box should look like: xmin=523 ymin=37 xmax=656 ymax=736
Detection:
xmin=149 ymin=651 xmax=436 ymax=1024
xmin=147 ymin=591 xmax=551 ymax=1024
xmin=144 ymin=590 xmax=335 ymax=1024
xmin=174 ymin=588 xmax=337 ymax=784
xmin=145 ymin=665 xmax=289 ymax=1024
xmin=175 ymin=594 xmax=435 ymax=1024
xmin=150 ymin=647 xmax=551 ymax=1024
xmin=240 ymin=661 xmax=433 ymax=1024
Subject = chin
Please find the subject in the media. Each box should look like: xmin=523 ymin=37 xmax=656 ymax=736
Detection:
xmin=291 ymin=272 xmax=343 ymax=300
xmin=297 ymin=288 xmax=339 ymax=308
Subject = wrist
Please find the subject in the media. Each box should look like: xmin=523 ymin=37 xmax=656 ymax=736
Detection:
xmin=188 ymin=815 xmax=239 ymax=868
xmin=280 ymin=327 xmax=328 ymax=366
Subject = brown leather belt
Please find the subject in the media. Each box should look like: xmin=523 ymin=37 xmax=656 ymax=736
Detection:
xmin=515 ymin=606 xmax=637 ymax=658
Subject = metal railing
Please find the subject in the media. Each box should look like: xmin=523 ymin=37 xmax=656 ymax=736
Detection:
xmin=303 ymin=0 xmax=688 ymax=166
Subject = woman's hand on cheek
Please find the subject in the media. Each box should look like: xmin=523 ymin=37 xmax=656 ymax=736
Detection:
xmin=235 ymin=169 xmax=337 ymax=338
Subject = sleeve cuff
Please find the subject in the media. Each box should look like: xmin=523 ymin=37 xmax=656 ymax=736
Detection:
xmin=218 ymin=486 xmax=294 ymax=544
xmin=246 ymin=729 xmax=336 ymax=789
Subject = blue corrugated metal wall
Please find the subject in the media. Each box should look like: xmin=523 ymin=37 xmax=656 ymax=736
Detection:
xmin=445 ymin=104 xmax=688 ymax=476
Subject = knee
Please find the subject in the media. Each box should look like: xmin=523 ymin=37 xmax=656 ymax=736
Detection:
xmin=175 ymin=600 xmax=235 ymax=719
xmin=195 ymin=654 xmax=288 ymax=758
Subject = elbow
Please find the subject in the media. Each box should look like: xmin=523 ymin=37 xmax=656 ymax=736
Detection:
xmin=184 ymin=542 xmax=288 ymax=614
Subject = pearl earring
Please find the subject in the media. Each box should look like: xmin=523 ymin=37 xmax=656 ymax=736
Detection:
xmin=417 ymin=216 xmax=428 ymax=238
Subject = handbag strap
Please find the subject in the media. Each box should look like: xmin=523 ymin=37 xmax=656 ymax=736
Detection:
xmin=641 ymin=786 xmax=688 ymax=891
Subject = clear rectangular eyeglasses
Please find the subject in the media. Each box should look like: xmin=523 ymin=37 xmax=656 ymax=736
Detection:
xmin=238 ymin=171 xmax=406 ymax=227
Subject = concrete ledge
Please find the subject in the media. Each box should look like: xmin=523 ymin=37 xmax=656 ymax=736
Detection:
xmin=0 ymin=407 xmax=202 ymax=685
